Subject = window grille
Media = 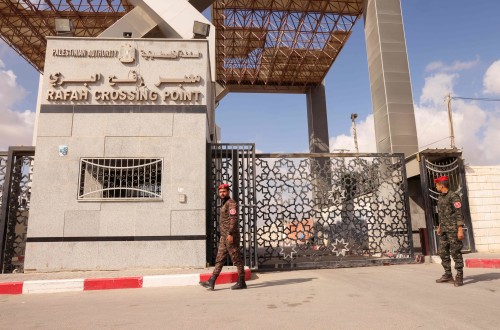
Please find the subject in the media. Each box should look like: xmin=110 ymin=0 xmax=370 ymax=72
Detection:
xmin=78 ymin=158 xmax=162 ymax=201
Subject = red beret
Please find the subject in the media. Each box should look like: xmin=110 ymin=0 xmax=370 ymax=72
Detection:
xmin=434 ymin=176 xmax=449 ymax=183
xmin=218 ymin=183 xmax=230 ymax=190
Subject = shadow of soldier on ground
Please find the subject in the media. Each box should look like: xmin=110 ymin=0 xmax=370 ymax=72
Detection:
xmin=246 ymin=277 xmax=316 ymax=289
xmin=463 ymin=272 xmax=500 ymax=286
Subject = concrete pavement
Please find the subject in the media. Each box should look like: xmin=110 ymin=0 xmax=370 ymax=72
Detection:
xmin=1 ymin=252 xmax=499 ymax=295
xmin=0 ymin=262 xmax=499 ymax=329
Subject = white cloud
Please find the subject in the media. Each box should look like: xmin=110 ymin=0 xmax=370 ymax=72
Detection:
xmin=483 ymin=60 xmax=500 ymax=94
xmin=420 ymin=73 xmax=457 ymax=105
xmin=425 ymin=57 xmax=479 ymax=73
xmin=329 ymin=61 xmax=500 ymax=165
xmin=425 ymin=61 xmax=445 ymax=72
xmin=0 ymin=59 xmax=35 ymax=150
xmin=414 ymin=69 xmax=499 ymax=166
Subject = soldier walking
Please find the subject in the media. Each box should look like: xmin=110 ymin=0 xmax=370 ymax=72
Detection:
xmin=199 ymin=183 xmax=247 ymax=290
xmin=434 ymin=176 xmax=465 ymax=287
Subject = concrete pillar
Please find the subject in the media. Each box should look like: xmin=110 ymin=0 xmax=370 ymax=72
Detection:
xmin=306 ymin=82 xmax=331 ymax=216
xmin=306 ymin=82 xmax=330 ymax=153
xmin=364 ymin=0 xmax=418 ymax=156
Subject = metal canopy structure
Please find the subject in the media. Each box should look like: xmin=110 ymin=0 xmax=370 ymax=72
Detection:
xmin=0 ymin=0 xmax=132 ymax=71
xmin=0 ymin=0 xmax=363 ymax=91
xmin=213 ymin=0 xmax=363 ymax=92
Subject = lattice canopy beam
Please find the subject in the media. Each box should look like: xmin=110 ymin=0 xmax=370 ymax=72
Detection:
xmin=1 ymin=0 xmax=363 ymax=91
xmin=213 ymin=0 xmax=363 ymax=91
xmin=0 ymin=0 xmax=132 ymax=72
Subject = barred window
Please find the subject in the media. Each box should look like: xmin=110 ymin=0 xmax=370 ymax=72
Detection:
xmin=78 ymin=158 xmax=162 ymax=201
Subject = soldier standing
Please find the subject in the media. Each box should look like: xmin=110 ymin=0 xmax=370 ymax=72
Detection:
xmin=199 ymin=183 xmax=247 ymax=290
xmin=434 ymin=176 xmax=465 ymax=287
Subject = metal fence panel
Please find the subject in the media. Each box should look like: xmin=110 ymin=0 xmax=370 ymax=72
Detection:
xmin=0 ymin=147 xmax=35 ymax=273
xmin=208 ymin=144 xmax=257 ymax=268
xmin=209 ymin=145 xmax=413 ymax=270
xmin=419 ymin=153 xmax=474 ymax=254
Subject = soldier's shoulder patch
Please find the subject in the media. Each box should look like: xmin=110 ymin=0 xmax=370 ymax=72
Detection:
xmin=454 ymin=202 xmax=462 ymax=209
xmin=229 ymin=208 xmax=237 ymax=215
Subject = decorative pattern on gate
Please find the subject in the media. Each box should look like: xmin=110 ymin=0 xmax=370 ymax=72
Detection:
xmin=1 ymin=150 xmax=34 ymax=273
xmin=420 ymin=153 xmax=473 ymax=254
xmin=209 ymin=145 xmax=413 ymax=269
xmin=254 ymin=154 xmax=412 ymax=268
xmin=0 ymin=153 xmax=7 ymax=211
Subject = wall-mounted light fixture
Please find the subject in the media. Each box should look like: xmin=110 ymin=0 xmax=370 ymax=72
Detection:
xmin=55 ymin=18 xmax=73 ymax=36
xmin=193 ymin=21 xmax=210 ymax=39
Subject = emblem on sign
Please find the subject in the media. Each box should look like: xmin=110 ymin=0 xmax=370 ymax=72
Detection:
xmin=119 ymin=43 xmax=136 ymax=63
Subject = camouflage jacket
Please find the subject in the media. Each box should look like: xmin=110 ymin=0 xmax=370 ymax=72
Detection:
xmin=437 ymin=191 xmax=464 ymax=232
xmin=220 ymin=198 xmax=239 ymax=237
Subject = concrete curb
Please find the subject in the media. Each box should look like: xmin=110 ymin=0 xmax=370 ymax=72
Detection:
xmin=0 ymin=268 xmax=251 ymax=295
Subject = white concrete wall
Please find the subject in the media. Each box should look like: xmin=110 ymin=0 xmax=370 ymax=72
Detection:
xmin=465 ymin=166 xmax=500 ymax=252
xmin=24 ymin=37 xmax=211 ymax=272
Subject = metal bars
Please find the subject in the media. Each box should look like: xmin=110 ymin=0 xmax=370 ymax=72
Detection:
xmin=78 ymin=158 xmax=162 ymax=201
xmin=209 ymin=145 xmax=413 ymax=270
xmin=0 ymin=152 xmax=7 ymax=214
xmin=0 ymin=147 xmax=35 ymax=274
xmin=419 ymin=152 xmax=475 ymax=254
xmin=208 ymin=144 xmax=257 ymax=268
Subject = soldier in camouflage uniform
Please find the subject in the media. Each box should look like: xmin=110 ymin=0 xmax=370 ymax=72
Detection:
xmin=434 ymin=176 xmax=465 ymax=287
xmin=199 ymin=183 xmax=247 ymax=291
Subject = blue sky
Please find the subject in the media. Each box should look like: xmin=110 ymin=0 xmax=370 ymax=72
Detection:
xmin=1 ymin=0 xmax=500 ymax=164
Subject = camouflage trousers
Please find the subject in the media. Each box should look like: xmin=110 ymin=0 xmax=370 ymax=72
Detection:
xmin=439 ymin=231 xmax=464 ymax=275
xmin=213 ymin=236 xmax=244 ymax=277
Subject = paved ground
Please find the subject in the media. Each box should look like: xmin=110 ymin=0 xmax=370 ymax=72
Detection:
xmin=1 ymin=252 xmax=498 ymax=283
xmin=0 ymin=262 xmax=499 ymax=330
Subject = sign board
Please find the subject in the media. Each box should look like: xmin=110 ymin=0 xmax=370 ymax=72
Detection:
xmin=42 ymin=37 xmax=209 ymax=106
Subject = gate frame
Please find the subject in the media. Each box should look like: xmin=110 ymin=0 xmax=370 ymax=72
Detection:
xmin=0 ymin=146 xmax=35 ymax=273
xmin=207 ymin=143 xmax=257 ymax=268
xmin=418 ymin=150 xmax=475 ymax=255
xmin=208 ymin=145 xmax=414 ymax=269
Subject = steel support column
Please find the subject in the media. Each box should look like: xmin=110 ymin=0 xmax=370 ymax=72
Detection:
xmin=364 ymin=0 xmax=418 ymax=156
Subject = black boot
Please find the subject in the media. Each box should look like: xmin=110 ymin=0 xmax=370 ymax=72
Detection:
xmin=435 ymin=273 xmax=454 ymax=283
xmin=199 ymin=275 xmax=218 ymax=291
xmin=231 ymin=276 xmax=247 ymax=290
xmin=454 ymin=273 xmax=464 ymax=287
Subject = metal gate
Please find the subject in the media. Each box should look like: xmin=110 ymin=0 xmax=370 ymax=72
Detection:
xmin=209 ymin=144 xmax=414 ymax=269
xmin=419 ymin=151 xmax=474 ymax=255
xmin=0 ymin=147 xmax=35 ymax=273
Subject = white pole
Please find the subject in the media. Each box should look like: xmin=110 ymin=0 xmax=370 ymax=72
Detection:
xmin=351 ymin=113 xmax=359 ymax=153
xmin=446 ymin=94 xmax=456 ymax=149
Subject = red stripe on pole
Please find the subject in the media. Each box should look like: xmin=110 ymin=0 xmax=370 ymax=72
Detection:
xmin=0 ymin=282 xmax=23 ymax=295
xmin=84 ymin=277 xmax=143 ymax=291
xmin=466 ymin=259 xmax=500 ymax=269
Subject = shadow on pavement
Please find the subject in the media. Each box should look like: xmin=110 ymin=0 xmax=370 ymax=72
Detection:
xmin=464 ymin=272 xmax=500 ymax=285
xmin=247 ymin=277 xmax=316 ymax=289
